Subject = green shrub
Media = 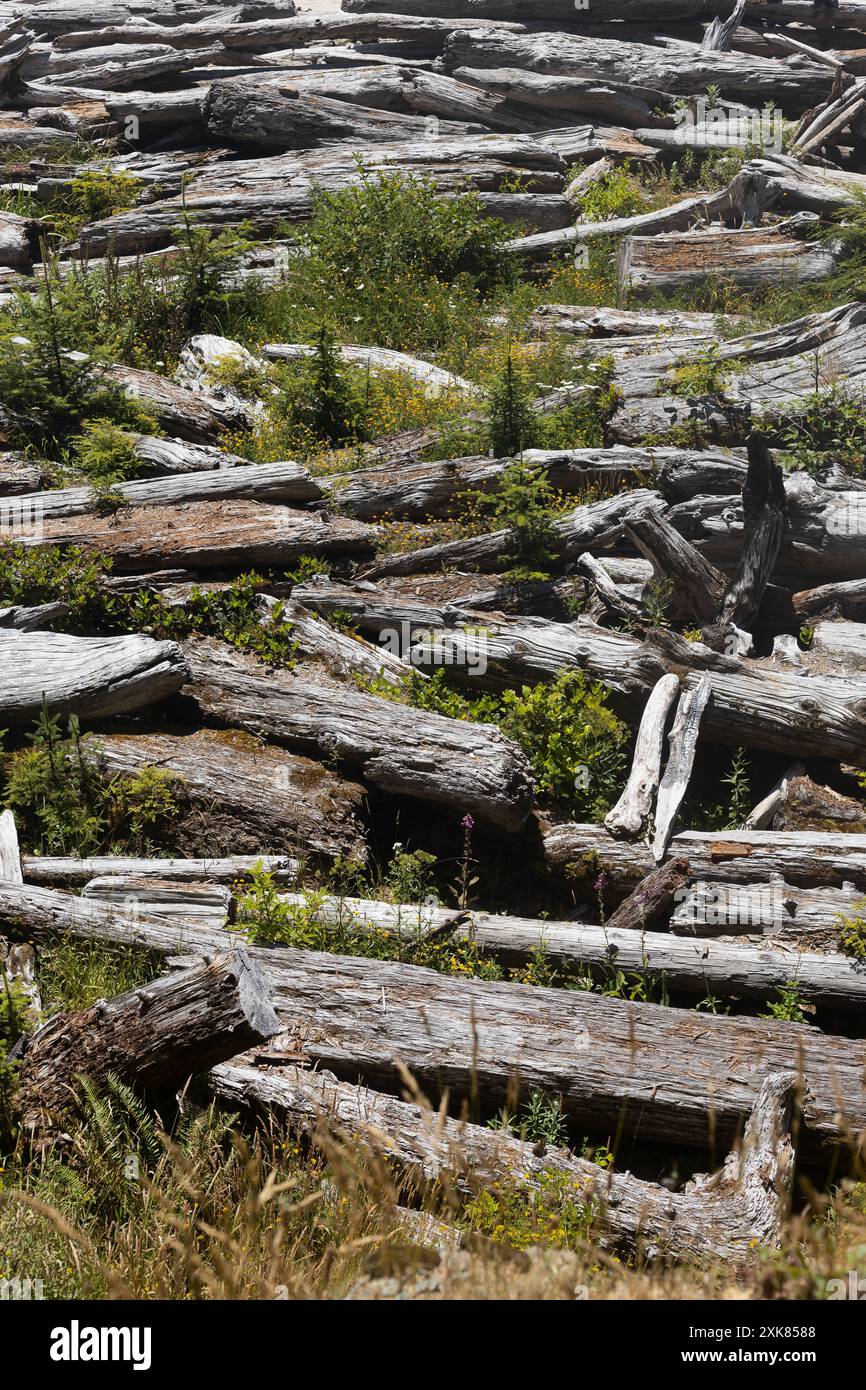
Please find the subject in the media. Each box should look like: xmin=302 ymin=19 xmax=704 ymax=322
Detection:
xmin=776 ymin=385 xmax=866 ymax=476
xmin=0 ymin=543 xmax=108 ymax=621
xmin=575 ymin=167 xmax=644 ymax=223
xmin=484 ymin=459 xmax=558 ymax=581
xmin=69 ymin=418 xmax=148 ymax=485
xmin=118 ymin=573 xmax=298 ymax=669
xmin=837 ymin=906 xmax=866 ymax=961
xmin=487 ymin=352 xmax=539 ymax=457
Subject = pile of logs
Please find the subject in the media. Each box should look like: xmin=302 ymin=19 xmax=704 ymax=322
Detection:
xmin=5 ymin=0 xmax=866 ymax=1271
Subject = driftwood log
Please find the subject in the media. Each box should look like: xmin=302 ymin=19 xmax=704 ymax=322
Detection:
xmin=0 ymin=629 xmax=187 ymax=724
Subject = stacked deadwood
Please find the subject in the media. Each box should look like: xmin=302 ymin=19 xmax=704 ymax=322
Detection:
xmin=5 ymin=0 xmax=866 ymax=1275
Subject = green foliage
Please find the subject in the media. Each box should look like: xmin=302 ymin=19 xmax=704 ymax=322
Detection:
xmin=284 ymin=555 xmax=333 ymax=588
xmin=120 ymin=573 xmax=298 ymax=669
xmin=485 ymin=459 xmax=557 ymax=581
xmin=383 ymin=847 xmax=439 ymax=905
xmin=668 ymin=344 xmax=730 ymax=399
xmin=360 ymin=667 xmax=628 ymax=819
xmin=776 ymin=385 xmax=866 ymax=477
xmin=487 ymin=351 xmax=538 ymax=457
xmin=38 ymin=937 xmax=157 ymax=1016
xmin=0 ymin=971 xmax=31 ymax=1146
xmin=302 ymin=323 xmax=367 ymax=447
xmin=575 ymin=167 xmax=644 ymax=223
xmin=57 ymin=169 xmax=142 ymax=241
xmin=496 ymin=671 xmax=630 ymax=820
xmin=1 ymin=705 xmax=183 ymax=856
xmin=460 ymin=1168 xmax=600 ymax=1251
xmin=836 ymin=905 xmax=866 ymax=961
xmin=720 ymin=747 xmax=751 ymax=830
xmin=235 ymin=863 xmax=501 ymax=979
xmin=69 ymin=417 xmax=151 ymax=485
xmin=762 ymin=981 xmax=809 ymax=1024
xmin=0 ymin=543 xmax=108 ymax=621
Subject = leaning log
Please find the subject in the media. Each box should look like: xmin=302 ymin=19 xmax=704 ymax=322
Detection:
xmin=208 ymin=1061 xmax=798 ymax=1263
xmin=0 ymin=629 xmax=187 ymax=724
xmin=15 ymin=948 xmax=278 ymax=1138
xmin=604 ymin=674 xmax=680 ymax=838
xmin=183 ymin=638 xmax=535 ymax=831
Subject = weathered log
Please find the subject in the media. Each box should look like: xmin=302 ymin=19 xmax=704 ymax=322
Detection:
xmin=772 ymin=774 xmax=866 ymax=833
xmin=671 ymin=879 xmax=862 ymax=940
xmin=652 ymin=677 xmax=712 ymax=861
xmin=92 ymin=727 xmax=369 ymax=863
xmin=74 ymin=136 xmax=567 ymax=255
xmin=0 ymin=461 xmax=322 ymax=522
xmin=200 ymin=941 xmax=866 ymax=1150
xmin=82 ymin=875 xmax=232 ymax=929
xmin=0 ymin=210 xmax=37 ymax=273
xmin=452 ymin=66 xmax=671 ymax=128
xmin=794 ymin=579 xmax=866 ymax=623
xmin=24 ymin=41 xmax=230 ymax=92
xmin=2 ymin=876 xmax=863 ymax=1147
xmin=21 ymin=853 xmax=298 ymax=886
xmin=0 ymin=453 xmax=45 ymax=497
xmin=744 ymin=762 xmax=805 ymax=830
xmin=208 ymin=1061 xmax=798 ymax=1262
xmin=441 ymin=29 xmax=833 ymax=112
xmin=701 ymin=0 xmax=746 ymax=50
xmin=100 ymin=363 xmax=253 ymax=442
xmin=618 ymin=218 xmax=838 ymax=300
xmin=260 ymin=341 xmax=478 ymax=397
xmin=0 ymin=629 xmax=187 ymax=724
xmin=708 ymin=435 xmax=787 ymax=639
xmin=527 ymin=304 xmax=744 ymax=341
xmin=11 ymin=2 xmax=298 ymax=40
xmin=544 ymin=822 xmax=866 ymax=894
xmin=625 ymin=511 xmax=727 ymax=623
xmin=15 ymin=947 xmax=278 ymax=1137
xmin=270 ymin=888 xmax=866 ymax=1012
xmin=362 ymin=489 xmax=664 ymax=579
xmin=23 ymin=500 xmax=376 ymax=573
xmin=602 ymin=858 xmax=692 ymax=933
xmin=577 ymin=551 xmax=644 ymax=625
xmin=605 ymin=674 xmax=680 ymax=838
xmin=183 ymin=638 xmax=535 ymax=831
xmin=203 ymin=77 xmax=485 ymax=151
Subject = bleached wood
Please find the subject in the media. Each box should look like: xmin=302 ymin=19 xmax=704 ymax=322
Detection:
xmin=21 ymin=854 xmax=298 ymax=886
xmin=605 ymin=675 xmax=680 ymax=839
xmin=0 ymin=629 xmax=187 ymax=724
xmin=0 ymin=810 xmax=22 ymax=885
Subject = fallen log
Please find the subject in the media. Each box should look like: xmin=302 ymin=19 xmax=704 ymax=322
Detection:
xmin=22 ymin=500 xmax=376 ymax=572
xmin=100 ymin=363 xmax=253 ymax=442
xmin=624 ymin=511 xmax=727 ymax=623
xmin=0 ymin=809 xmax=22 ymax=885
xmin=706 ymin=435 xmax=787 ymax=641
xmin=20 ymin=854 xmax=298 ymax=886
xmin=92 ymin=727 xmax=369 ymax=863
xmin=793 ymin=579 xmax=866 ymax=623
xmin=260 ymin=341 xmax=479 ymax=397
xmin=0 ymin=453 xmax=45 ymax=496
xmin=362 ymin=489 xmax=664 ymax=579
xmin=441 ymin=29 xmax=833 ymax=112
xmin=0 ymin=629 xmax=187 ymax=724
xmin=618 ymin=219 xmax=838 ymax=300
xmin=0 ymin=461 xmax=322 ymax=522
xmin=671 ymin=879 xmax=862 ymax=940
xmin=2 ymin=877 xmax=863 ymax=1148
xmin=82 ymin=875 xmax=232 ymax=929
xmin=267 ymin=886 xmax=866 ymax=1011
xmin=15 ymin=947 xmax=278 ymax=1139
xmin=183 ymin=638 xmax=535 ymax=831
xmin=602 ymin=858 xmax=691 ymax=933
xmin=208 ymin=1061 xmax=799 ymax=1262
xmin=652 ymin=677 xmax=712 ymax=861
xmin=202 ymin=77 xmax=486 ymax=150
xmin=452 ymin=66 xmax=671 ymax=128
xmin=543 ymin=822 xmax=866 ymax=894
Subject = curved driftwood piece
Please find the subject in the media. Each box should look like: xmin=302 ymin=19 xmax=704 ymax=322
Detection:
xmin=183 ymin=639 xmax=535 ymax=831
xmin=543 ymin=823 xmax=866 ymax=894
xmin=0 ymin=629 xmax=187 ymax=724
xmin=0 ymin=461 xmax=322 ymax=521
xmin=93 ymin=727 xmax=369 ymax=863
xmin=605 ymin=674 xmax=680 ymax=838
xmin=652 ymin=676 xmax=713 ymax=862
xmin=25 ymin=501 xmax=376 ymax=572
xmin=207 ymin=1062 xmax=798 ymax=1262
xmin=15 ymin=948 xmax=278 ymax=1139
